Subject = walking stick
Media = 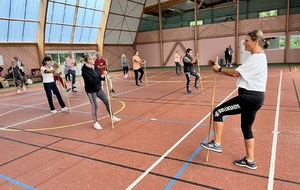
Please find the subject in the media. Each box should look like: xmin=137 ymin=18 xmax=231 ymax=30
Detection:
xmin=196 ymin=53 xmax=204 ymax=95
xmin=104 ymin=72 xmax=115 ymax=129
xmin=144 ymin=61 xmax=148 ymax=86
xmin=205 ymin=56 xmax=218 ymax=162
xmin=62 ymin=77 xmax=72 ymax=113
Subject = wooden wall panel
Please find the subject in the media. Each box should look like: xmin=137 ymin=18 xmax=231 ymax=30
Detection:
xmin=290 ymin=14 xmax=300 ymax=30
xmin=103 ymin=45 xmax=133 ymax=71
xmin=0 ymin=44 xmax=39 ymax=77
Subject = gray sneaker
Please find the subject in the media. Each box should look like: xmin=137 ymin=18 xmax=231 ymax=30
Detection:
xmin=201 ymin=140 xmax=222 ymax=153
xmin=234 ymin=157 xmax=257 ymax=170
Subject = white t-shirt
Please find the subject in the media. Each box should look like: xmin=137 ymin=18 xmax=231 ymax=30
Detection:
xmin=235 ymin=53 xmax=268 ymax=92
xmin=41 ymin=66 xmax=55 ymax=83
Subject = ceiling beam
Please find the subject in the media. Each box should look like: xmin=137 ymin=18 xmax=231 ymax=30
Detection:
xmin=144 ymin=0 xmax=187 ymax=14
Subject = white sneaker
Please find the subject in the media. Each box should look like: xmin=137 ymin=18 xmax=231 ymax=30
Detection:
xmin=51 ymin=110 xmax=58 ymax=114
xmin=125 ymin=74 xmax=128 ymax=78
xmin=112 ymin=116 xmax=121 ymax=123
xmin=93 ymin=122 xmax=102 ymax=130
xmin=23 ymin=86 xmax=26 ymax=91
xmin=62 ymin=107 xmax=69 ymax=112
xmin=17 ymin=90 xmax=21 ymax=93
xmin=230 ymin=64 xmax=233 ymax=67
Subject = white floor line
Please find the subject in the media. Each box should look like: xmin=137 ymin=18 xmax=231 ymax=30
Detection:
xmin=268 ymin=70 xmax=282 ymax=190
xmin=126 ymin=87 xmax=238 ymax=190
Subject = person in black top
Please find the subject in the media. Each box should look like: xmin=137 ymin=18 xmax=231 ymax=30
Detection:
xmin=182 ymin=48 xmax=200 ymax=94
xmin=81 ymin=53 xmax=121 ymax=130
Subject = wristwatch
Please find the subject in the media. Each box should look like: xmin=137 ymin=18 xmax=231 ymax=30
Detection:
xmin=218 ymin=67 xmax=222 ymax=72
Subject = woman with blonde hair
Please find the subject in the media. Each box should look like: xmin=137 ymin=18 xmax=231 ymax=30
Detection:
xmin=201 ymin=30 xmax=269 ymax=170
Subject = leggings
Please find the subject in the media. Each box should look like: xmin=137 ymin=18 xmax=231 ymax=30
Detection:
xmin=123 ymin=66 xmax=129 ymax=75
xmin=86 ymin=89 xmax=112 ymax=123
xmin=185 ymin=71 xmax=200 ymax=90
xmin=134 ymin=68 xmax=144 ymax=85
xmin=213 ymin=88 xmax=264 ymax=139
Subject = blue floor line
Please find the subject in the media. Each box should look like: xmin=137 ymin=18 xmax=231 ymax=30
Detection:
xmin=164 ymin=116 xmax=227 ymax=189
xmin=0 ymin=174 xmax=38 ymax=190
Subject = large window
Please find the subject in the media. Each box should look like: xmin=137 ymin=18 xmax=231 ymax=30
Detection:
xmin=290 ymin=35 xmax=300 ymax=49
xmin=0 ymin=0 xmax=40 ymax=42
xmin=46 ymin=0 xmax=105 ymax=43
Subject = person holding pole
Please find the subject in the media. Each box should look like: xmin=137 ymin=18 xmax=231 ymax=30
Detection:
xmin=182 ymin=48 xmax=200 ymax=94
xmin=201 ymin=30 xmax=269 ymax=170
xmin=81 ymin=53 xmax=121 ymax=130
xmin=41 ymin=56 xmax=69 ymax=114
xmin=132 ymin=50 xmax=146 ymax=86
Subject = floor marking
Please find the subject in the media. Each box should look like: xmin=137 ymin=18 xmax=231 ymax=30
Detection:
xmin=0 ymin=174 xmax=38 ymax=190
xmin=268 ymin=70 xmax=282 ymax=190
xmin=126 ymin=88 xmax=238 ymax=189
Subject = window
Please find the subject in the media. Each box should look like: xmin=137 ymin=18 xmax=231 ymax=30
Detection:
xmin=290 ymin=35 xmax=300 ymax=49
xmin=190 ymin=20 xmax=203 ymax=26
xmin=267 ymin=36 xmax=285 ymax=50
xmin=259 ymin=10 xmax=278 ymax=18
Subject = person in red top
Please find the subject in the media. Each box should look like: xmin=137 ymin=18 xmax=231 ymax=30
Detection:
xmin=94 ymin=52 xmax=115 ymax=93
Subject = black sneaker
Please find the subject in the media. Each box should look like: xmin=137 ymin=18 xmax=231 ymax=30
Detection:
xmin=201 ymin=140 xmax=222 ymax=153
xmin=234 ymin=157 xmax=257 ymax=170
xmin=139 ymin=79 xmax=142 ymax=83
xmin=110 ymin=89 xmax=115 ymax=93
xmin=66 ymin=88 xmax=71 ymax=92
xmin=193 ymin=86 xmax=199 ymax=90
xmin=72 ymin=89 xmax=77 ymax=92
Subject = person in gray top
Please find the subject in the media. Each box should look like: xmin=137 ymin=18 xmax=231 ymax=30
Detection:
xmin=121 ymin=54 xmax=129 ymax=78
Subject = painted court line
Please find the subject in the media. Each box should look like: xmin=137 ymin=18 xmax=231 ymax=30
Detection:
xmin=268 ymin=70 xmax=282 ymax=190
xmin=0 ymin=174 xmax=37 ymax=190
xmin=126 ymin=88 xmax=238 ymax=189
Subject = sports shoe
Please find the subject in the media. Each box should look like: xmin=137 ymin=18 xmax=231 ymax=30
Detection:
xmin=62 ymin=107 xmax=69 ymax=112
xmin=110 ymin=89 xmax=115 ymax=93
xmin=193 ymin=86 xmax=199 ymax=90
xmin=112 ymin=116 xmax=121 ymax=123
xmin=230 ymin=64 xmax=233 ymax=67
xmin=187 ymin=90 xmax=192 ymax=94
xmin=26 ymin=82 xmax=28 ymax=86
xmin=23 ymin=86 xmax=26 ymax=91
xmin=72 ymin=89 xmax=77 ymax=92
xmin=93 ymin=122 xmax=102 ymax=130
xmin=139 ymin=79 xmax=142 ymax=83
xmin=234 ymin=157 xmax=257 ymax=170
xmin=125 ymin=74 xmax=128 ymax=78
xmin=17 ymin=90 xmax=21 ymax=93
xmin=66 ymin=88 xmax=71 ymax=92
xmin=72 ymin=85 xmax=76 ymax=89
xmin=51 ymin=110 xmax=58 ymax=114
xmin=136 ymin=84 xmax=140 ymax=86
xmin=201 ymin=140 xmax=222 ymax=153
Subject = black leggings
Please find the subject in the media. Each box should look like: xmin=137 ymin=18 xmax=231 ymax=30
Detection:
xmin=213 ymin=88 xmax=264 ymax=139
xmin=123 ymin=66 xmax=129 ymax=75
xmin=134 ymin=68 xmax=144 ymax=85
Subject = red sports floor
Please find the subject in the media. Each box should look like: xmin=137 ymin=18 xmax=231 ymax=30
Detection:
xmin=0 ymin=65 xmax=300 ymax=190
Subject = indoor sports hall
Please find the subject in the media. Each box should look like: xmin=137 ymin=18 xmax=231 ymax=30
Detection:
xmin=1 ymin=0 xmax=300 ymax=189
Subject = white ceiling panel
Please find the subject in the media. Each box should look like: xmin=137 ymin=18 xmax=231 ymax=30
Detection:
xmin=126 ymin=2 xmax=144 ymax=18
xmin=122 ymin=17 xmax=139 ymax=31
xmin=119 ymin=32 xmax=136 ymax=44
xmin=110 ymin=0 xmax=127 ymax=14
xmin=104 ymin=30 xmax=121 ymax=44
xmin=106 ymin=14 xmax=124 ymax=30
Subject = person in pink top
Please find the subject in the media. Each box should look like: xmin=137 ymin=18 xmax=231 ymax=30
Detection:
xmin=64 ymin=51 xmax=77 ymax=92
xmin=132 ymin=50 xmax=146 ymax=86
xmin=174 ymin=50 xmax=182 ymax=75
